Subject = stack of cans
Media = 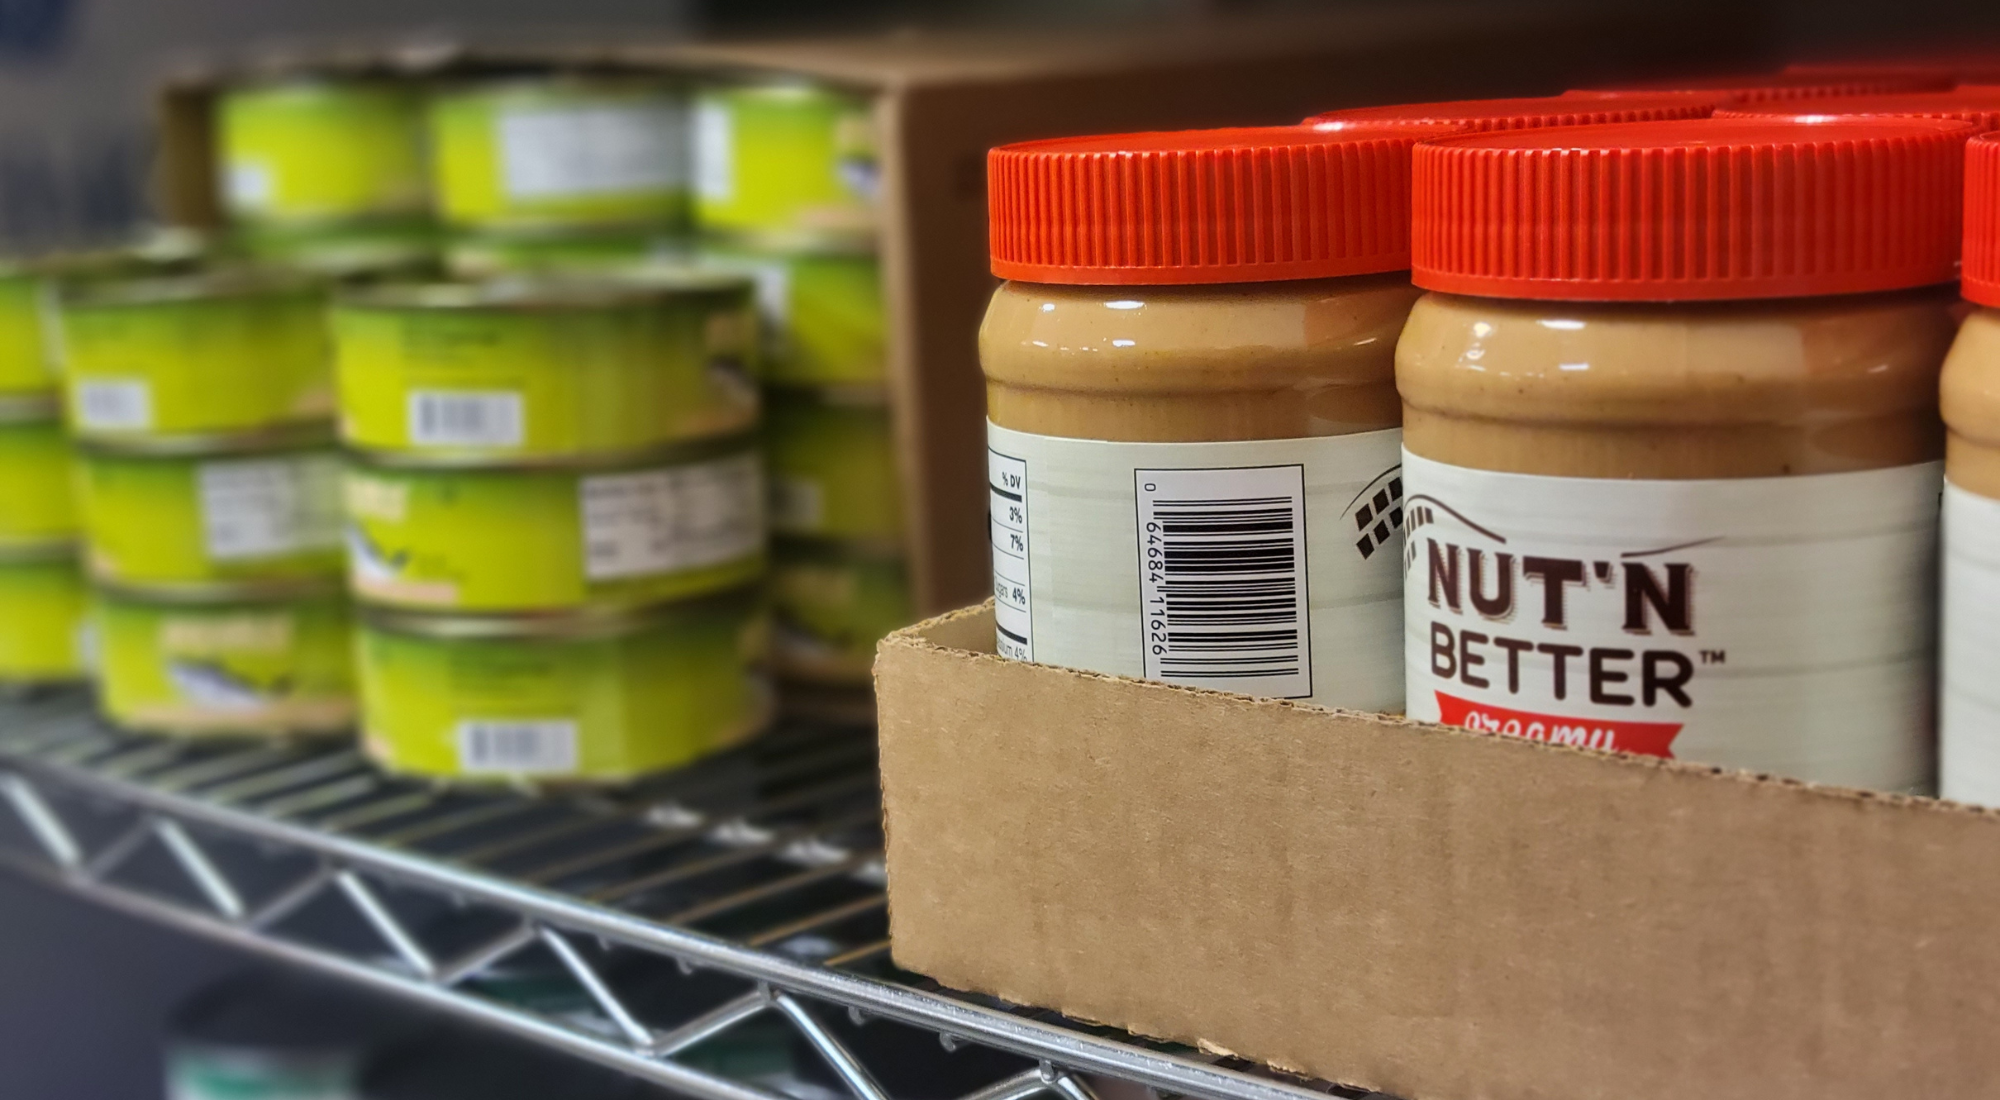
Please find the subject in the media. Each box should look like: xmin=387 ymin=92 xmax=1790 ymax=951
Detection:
xmin=59 ymin=270 xmax=354 ymax=735
xmin=331 ymin=273 xmax=773 ymax=785
xmin=691 ymin=81 xmax=910 ymax=695
xmin=217 ymin=75 xmax=435 ymax=273
xmin=0 ymin=262 xmax=87 ymax=689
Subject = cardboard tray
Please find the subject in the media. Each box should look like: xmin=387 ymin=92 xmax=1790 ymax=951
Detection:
xmin=876 ymin=603 xmax=2000 ymax=1100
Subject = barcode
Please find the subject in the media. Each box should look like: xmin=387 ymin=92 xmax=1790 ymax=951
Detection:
xmin=457 ymin=719 xmax=578 ymax=774
xmin=407 ymin=391 xmax=524 ymax=448
xmin=1136 ymin=465 xmax=1311 ymax=698
xmin=76 ymin=379 xmax=151 ymax=430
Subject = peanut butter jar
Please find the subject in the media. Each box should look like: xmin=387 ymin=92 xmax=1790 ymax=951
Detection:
xmin=1398 ymin=117 xmax=1970 ymax=792
xmin=1941 ymin=131 xmax=2000 ymax=805
xmin=979 ymin=124 xmax=1449 ymax=709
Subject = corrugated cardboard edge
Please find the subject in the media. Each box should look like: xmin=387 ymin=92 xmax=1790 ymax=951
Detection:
xmin=876 ymin=603 xmax=2000 ymax=1100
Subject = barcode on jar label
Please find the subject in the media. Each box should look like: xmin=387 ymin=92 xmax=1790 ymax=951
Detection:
xmin=457 ymin=719 xmax=578 ymax=774
xmin=1136 ymin=465 xmax=1311 ymax=698
xmin=75 ymin=379 xmax=151 ymax=430
xmin=407 ymin=390 xmax=524 ymax=447
xmin=579 ymin=454 xmax=763 ymax=580
xmin=197 ymin=454 xmax=343 ymax=561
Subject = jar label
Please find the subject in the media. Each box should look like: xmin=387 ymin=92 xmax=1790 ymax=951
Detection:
xmin=1401 ymin=450 xmax=1939 ymax=791
xmin=499 ymin=102 xmax=688 ymax=200
xmin=579 ymin=453 xmax=764 ymax=580
xmin=985 ymin=422 xmax=1405 ymax=711
xmin=197 ymin=453 xmax=343 ymax=562
xmin=1942 ymin=480 xmax=2000 ymax=805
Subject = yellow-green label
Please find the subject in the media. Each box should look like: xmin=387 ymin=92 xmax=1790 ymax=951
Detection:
xmin=0 ymin=555 xmax=87 ymax=682
xmin=95 ymin=590 xmax=355 ymax=736
xmin=220 ymin=81 xmax=429 ymax=224
xmin=771 ymin=542 xmax=909 ymax=684
xmin=0 ymin=419 xmax=77 ymax=547
xmin=79 ymin=447 xmax=343 ymax=587
xmin=0 ymin=271 xmax=56 ymax=395
xmin=359 ymin=597 xmax=769 ymax=781
xmin=333 ymin=293 xmax=755 ymax=459
xmin=345 ymin=447 xmax=764 ymax=613
xmin=694 ymin=85 xmax=877 ymax=242
xmin=444 ymin=229 xmax=680 ymax=279
xmin=61 ymin=286 xmax=333 ymax=439
xmin=429 ymin=83 xmax=690 ymax=230
xmin=700 ymin=249 xmax=881 ymax=387
xmin=764 ymin=394 xmax=901 ymax=541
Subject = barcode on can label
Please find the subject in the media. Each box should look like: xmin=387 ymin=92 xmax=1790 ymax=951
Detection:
xmin=579 ymin=454 xmax=762 ymax=580
xmin=407 ymin=390 xmax=524 ymax=448
xmin=988 ymin=449 xmax=1032 ymax=661
xmin=456 ymin=719 xmax=578 ymax=774
xmin=1136 ymin=465 xmax=1311 ymax=697
xmin=197 ymin=454 xmax=343 ymax=561
xmin=75 ymin=379 xmax=151 ymax=430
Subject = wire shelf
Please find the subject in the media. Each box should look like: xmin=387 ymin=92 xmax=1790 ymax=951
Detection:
xmin=0 ymin=690 xmax=1381 ymax=1100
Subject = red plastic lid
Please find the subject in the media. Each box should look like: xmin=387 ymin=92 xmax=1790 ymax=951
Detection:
xmin=1715 ymin=91 xmax=2000 ymax=131
xmin=1570 ymin=70 xmax=1950 ymax=103
xmin=1965 ymin=133 xmax=2000 ymax=307
xmin=1411 ymin=117 xmax=1972 ymax=302
xmin=1305 ymin=93 xmax=1715 ymax=133
xmin=986 ymin=124 xmax=1455 ymax=286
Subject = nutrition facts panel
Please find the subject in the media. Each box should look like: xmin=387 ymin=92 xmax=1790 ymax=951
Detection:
xmin=988 ymin=448 xmax=1032 ymax=660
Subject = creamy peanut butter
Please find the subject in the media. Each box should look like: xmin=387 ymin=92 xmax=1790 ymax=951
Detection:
xmin=1399 ymin=117 xmax=1968 ymax=792
xmin=980 ymin=125 xmax=1444 ymax=709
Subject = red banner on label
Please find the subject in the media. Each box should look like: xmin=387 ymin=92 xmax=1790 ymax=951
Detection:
xmin=1433 ymin=691 xmax=1683 ymax=758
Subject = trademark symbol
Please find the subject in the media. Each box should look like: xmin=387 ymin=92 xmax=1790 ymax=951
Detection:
xmin=1700 ymin=650 xmax=1727 ymax=665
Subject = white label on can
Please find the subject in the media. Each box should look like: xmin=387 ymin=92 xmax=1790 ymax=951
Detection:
xmin=226 ymin=161 xmax=273 ymax=209
xmin=580 ymin=453 xmax=763 ymax=580
xmin=407 ymin=390 xmax=523 ymax=448
xmin=499 ymin=102 xmax=688 ymax=199
xmin=197 ymin=454 xmax=343 ymax=561
xmin=694 ymin=99 xmax=732 ymax=201
xmin=769 ymin=475 xmax=825 ymax=533
xmin=1942 ymin=481 xmax=2000 ymax=805
xmin=1401 ymin=450 xmax=1939 ymax=791
xmin=986 ymin=421 xmax=1405 ymax=710
xmin=458 ymin=719 xmax=578 ymax=774
xmin=75 ymin=379 xmax=151 ymax=430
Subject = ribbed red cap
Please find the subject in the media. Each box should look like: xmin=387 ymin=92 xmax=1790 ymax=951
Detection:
xmin=1715 ymin=91 xmax=2000 ymax=131
xmin=1570 ymin=70 xmax=1950 ymax=104
xmin=1411 ymin=117 xmax=1972 ymax=302
xmin=1305 ymin=93 xmax=1716 ymax=133
xmin=986 ymin=124 xmax=1456 ymax=285
xmin=1965 ymin=132 xmax=2000 ymax=306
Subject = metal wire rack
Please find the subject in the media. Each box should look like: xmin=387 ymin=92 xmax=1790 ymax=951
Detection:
xmin=0 ymin=690 xmax=1382 ymax=1100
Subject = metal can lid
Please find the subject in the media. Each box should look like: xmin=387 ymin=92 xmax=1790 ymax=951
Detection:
xmin=93 ymin=576 xmax=347 ymax=607
xmin=359 ymin=584 xmax=762 ymax=642
xmin=0 ymin=393 xmax=61 ymax=424
xmin=345 ymin=427 xmax=756 ymax=474
xmin=0 ymin=540 xmax=78 ymax=566
xmin=336 ymin=269 xmax=755 ymax=312
xmin=57 ymin=266 xmax=323 ymax=308
xmin=77 ymin=420 xmax=338 ymax=459
xmin=431 ymin=72 xmax=688 ymax=100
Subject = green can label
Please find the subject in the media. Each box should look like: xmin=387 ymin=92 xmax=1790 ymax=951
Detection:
xmin=61 ymin=282 xmax=333 ymax=439
xmin=445 ymin=230 xmax=679 ymax=279
xmin=359 ymin=597 xmax=770 ymax=782
xmin=333 ymin=286 xmax=755 ymax=459
xmin=694 ymin=85 xmax=877 ymax=243
xmin=0 ymin=418 xmax=77 ymax=548
xmin=345 ymin=445 xmax=764 ymax=613
xmin=220 ymin=81 xmax=428 ymax=225
xmin=430 ymin=82 xmax=689 ymax=230
xmin=96 ymin=590 xmax=355 ymax=736
xmin=0 ymin=554 xmax=88 ymax=683
xmin=0 ymin=270 xmax=56 ymax=395
xmin=79 ymin=446 xmax=343 ymax=587
xmin=772 ymin=542 xmax=910 ymax=684
xmin=765 ymin=392 xmax=902 ymax=541
xmin=701 ymin=248 xmax=882 ymax=387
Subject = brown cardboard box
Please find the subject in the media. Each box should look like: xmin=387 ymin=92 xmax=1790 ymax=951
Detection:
xmin=876 ymin=604 xmax=2000 ymax=1100
xmin=150 ymin=8 xmax=1756 ymax=619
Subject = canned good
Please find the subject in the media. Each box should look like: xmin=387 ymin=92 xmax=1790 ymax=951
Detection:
xmin=58 ymin=272 xmax=332 ymax=440
xmin=0 ymin=408 xmax=77 ymax=549
xmin=94 ymin=584 xmax=355 ymax=736
xmin=358 ymin=589 xmax=771 ymax=783
xmin=0 ymin=549 xmax=88 ymax=684
xmin=333 ymin=276 xmax=757 ymax=460
xmin=429 ymin=78 xmax=690 ymax=231
xmin=699 ymin=244 xmax=883 ymax=386
xmin=0 ymin=267 xmax=55 ymax=395
xmin=693 ymin=83 xmax=878 ymax=245
xmin=77 ymin=430 xmax=343 ymax=589
xmin=345 ymin=436 xmax=764 ymax=614
xmin=772 ymin=539 xmax=910 ymax=684
xmin=764 ymin=388 xmax=902 ymax=541
xmin=445 ymin=227 xmax=686 ymax=279
xmin=218 ymin=79 xmax=429 ymax=224
xmin=232 ymin=220 xmax=441 ymax=280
